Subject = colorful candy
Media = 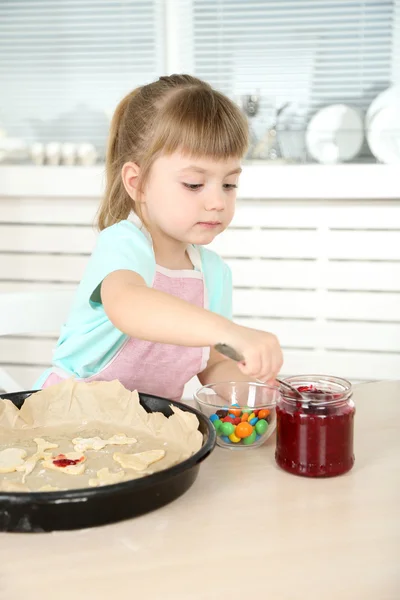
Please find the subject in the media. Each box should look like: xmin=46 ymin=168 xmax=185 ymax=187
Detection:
xmin=222 ymin=415 xmax=234 ymax=421
xmin=220 ymin=422 xmax=235 ymax=437
xmin=229 ymin=408 xmax=242 ymax=417
xmin=235 ymin=422 xmax=253 ymax=438
xmin=209 ymin=407 xmax=272 ymax=446
xmin=243 ymin=431 xmax=257 ymax=445
xmin=255 ymin=419 xmax=268 ymax=435
xmin=258 ymin=409 xmax=270 ymax=420
xmin=213 ymin=419 xmax=222 ymax=433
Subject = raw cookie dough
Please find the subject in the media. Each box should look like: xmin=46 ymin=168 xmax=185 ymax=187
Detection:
xmin=113 ymin=450 xmax=166 ymax=472
xmin=0 ymin=448 xmax=27 ymax=473
xmin=16 ymin=437 xmax=59 ymax=483
xmin=89 ymin=467 xmax=126 ymax=488
xmin=42 ymin=452 xmax=86 ymax=475
xmin=72 ymin=434 xmax=137 ymax=452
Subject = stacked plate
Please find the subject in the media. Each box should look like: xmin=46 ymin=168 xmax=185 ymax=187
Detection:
xmin=305 ymin=104 xmax=364 ymax=164
xmin=366 ymin=85 xmax=400 ymax=164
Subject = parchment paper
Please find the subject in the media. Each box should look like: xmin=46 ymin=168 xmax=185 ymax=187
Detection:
xmin=0 ymin=379 xmax=203 ymax=492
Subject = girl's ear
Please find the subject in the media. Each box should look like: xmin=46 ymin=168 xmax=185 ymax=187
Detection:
xmin=121 ymin=162 xmax=141 ymax=201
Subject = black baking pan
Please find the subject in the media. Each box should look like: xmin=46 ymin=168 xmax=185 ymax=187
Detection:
xmin=0 ymin=390 xmax=216 ymax=533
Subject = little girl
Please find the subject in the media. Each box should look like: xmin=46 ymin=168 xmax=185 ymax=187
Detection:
xmin=36 ymin=74 xmax=283 ymax=400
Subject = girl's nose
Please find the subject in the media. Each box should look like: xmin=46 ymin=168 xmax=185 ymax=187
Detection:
xmin=205 ymin=189 xmax=226 ymax=212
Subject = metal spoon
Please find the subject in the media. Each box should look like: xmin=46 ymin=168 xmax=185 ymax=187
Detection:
xmin=214 ymin=343 xmax=304 ymax=399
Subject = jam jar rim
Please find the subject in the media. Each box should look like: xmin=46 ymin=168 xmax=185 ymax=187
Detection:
xmin=280 ymin=374 xmax=353 ymax=406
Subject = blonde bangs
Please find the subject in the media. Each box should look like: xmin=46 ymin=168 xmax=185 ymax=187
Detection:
xmin=148 ymin=87 xmax=249 ymax=161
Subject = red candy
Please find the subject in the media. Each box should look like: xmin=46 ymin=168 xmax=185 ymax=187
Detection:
xmin=222 ymin=416 xmax=236 ymax=424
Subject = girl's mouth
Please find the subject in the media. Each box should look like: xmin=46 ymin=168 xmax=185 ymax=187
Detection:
xmin=197 ymin=221 xmax=221 ymax=228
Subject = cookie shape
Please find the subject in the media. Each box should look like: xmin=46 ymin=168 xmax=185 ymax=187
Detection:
xmin=42 ymin=452 xmax=86 ymax=475
xmin=72 ymin=434 xmax=137 ymax=452
xmin=113 ymin=449 xmax=165 ymax=472
xmin=17 ymin=438 xmax=59 ymax=482
xmin=72 ymin=437 xmax=107 ymax=452
xmin=106 ymin=434 xmax=138 ymax=446
xmin=0 ymin=448 xmax=27 ymax=473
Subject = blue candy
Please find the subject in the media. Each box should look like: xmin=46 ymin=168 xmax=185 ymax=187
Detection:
xmin=228 ymin=413 xmax=236 ymax=419
xmin=249 ymin=417 xmax=259 ymax=426
xmin=256 ymin=434 xmax=261 ymax=441
xmin=209 ymin=414 xmax=219 ymax=422
xmin=220 ymin=436 xmax=231 ymax=444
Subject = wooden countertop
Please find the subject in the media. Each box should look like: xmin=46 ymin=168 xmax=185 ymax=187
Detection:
xmin=0 ymin=380 xmax=399 ymax=600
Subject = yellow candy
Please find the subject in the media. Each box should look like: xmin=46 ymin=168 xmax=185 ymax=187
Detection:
xmin=229 ymin=432 xmax=241 ymax=443
xmin=248 ymin=412 xmax=256 ymax=421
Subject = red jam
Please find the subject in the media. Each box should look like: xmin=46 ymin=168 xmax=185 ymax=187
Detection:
xmin=53 ymin=454 xmax=83 ymax=468
xmin=275 ymin=377 xmax=355 ymax=477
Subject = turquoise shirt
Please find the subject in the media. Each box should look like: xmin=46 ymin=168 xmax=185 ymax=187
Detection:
xmin=34 ymin=220 xmax=232 ymax=387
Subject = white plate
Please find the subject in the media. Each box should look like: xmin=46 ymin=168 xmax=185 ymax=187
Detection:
xmin=306 ymin=104 xmax=364 ymax=164
xmin=366 ymin=85 xmax=400 ymax=130
xmin=367 ymin=105 xmax=400 ymax=164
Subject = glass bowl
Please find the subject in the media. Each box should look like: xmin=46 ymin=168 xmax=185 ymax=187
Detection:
xmin=194 ymin=381 xmax=280 ymax=449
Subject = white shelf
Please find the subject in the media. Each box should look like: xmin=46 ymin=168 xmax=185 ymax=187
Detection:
xmin=0 ymin=163 xmax=399 ymax=200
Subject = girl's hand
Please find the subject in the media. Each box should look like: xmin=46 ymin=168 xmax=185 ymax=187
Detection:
xmin=223 ymin=324 xmax=283 ymax=383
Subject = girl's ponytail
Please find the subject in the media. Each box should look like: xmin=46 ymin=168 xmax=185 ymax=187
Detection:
xmin=98 ymin=89 xmax=141 ymax=230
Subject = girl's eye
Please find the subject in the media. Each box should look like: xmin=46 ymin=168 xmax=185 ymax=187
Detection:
xmin=183 ymin=183 xmax=203 ymax=190
xmin=223 ymin=184 xmax=238 ymax=190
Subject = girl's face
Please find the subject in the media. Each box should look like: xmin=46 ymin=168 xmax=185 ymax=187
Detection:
xmin=139 ymin=151 xmax=242 ymax=246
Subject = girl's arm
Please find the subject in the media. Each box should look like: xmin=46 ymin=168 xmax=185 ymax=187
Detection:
xmin=101 ymin=269 xmax=233 ymax=347
xmin=101 ymin=269 xmax=283 ymax=382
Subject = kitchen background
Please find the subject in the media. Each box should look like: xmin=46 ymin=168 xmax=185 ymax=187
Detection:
xmin=0 ymin=0 xmax=399 ymax=396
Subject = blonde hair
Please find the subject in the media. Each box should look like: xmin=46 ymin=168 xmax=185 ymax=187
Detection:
xmin=98 ymin=74 xmax=249 ymax=230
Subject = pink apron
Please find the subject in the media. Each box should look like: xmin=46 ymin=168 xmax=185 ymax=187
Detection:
xmin=42 ymin=264 xmax=210 ymax=401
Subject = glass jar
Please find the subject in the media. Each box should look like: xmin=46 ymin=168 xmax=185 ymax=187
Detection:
xmin=275 ymin=375 xmax=355 ymax=477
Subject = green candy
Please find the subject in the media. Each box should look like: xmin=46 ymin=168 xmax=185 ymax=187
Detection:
xmin=220 ymin=422 xmax=235 ymax=437
xmin=213 ymin=419 xmax=222 ymax=433
xmin=242 ymin=408 xmax=253 ymax=414
xmin=242 ymin=430 xmax=257 ymax=445
xmin=255 ymin=419 xmax=268 ymax=435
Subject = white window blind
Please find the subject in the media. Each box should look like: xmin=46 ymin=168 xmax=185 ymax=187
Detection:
xmin=176 ymin=0 xmax=400 ymax=158
xmin=1 ymin=0 xmax=399 ymax=159
xmin=0 ymin=0 xmax=165 ymax=156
